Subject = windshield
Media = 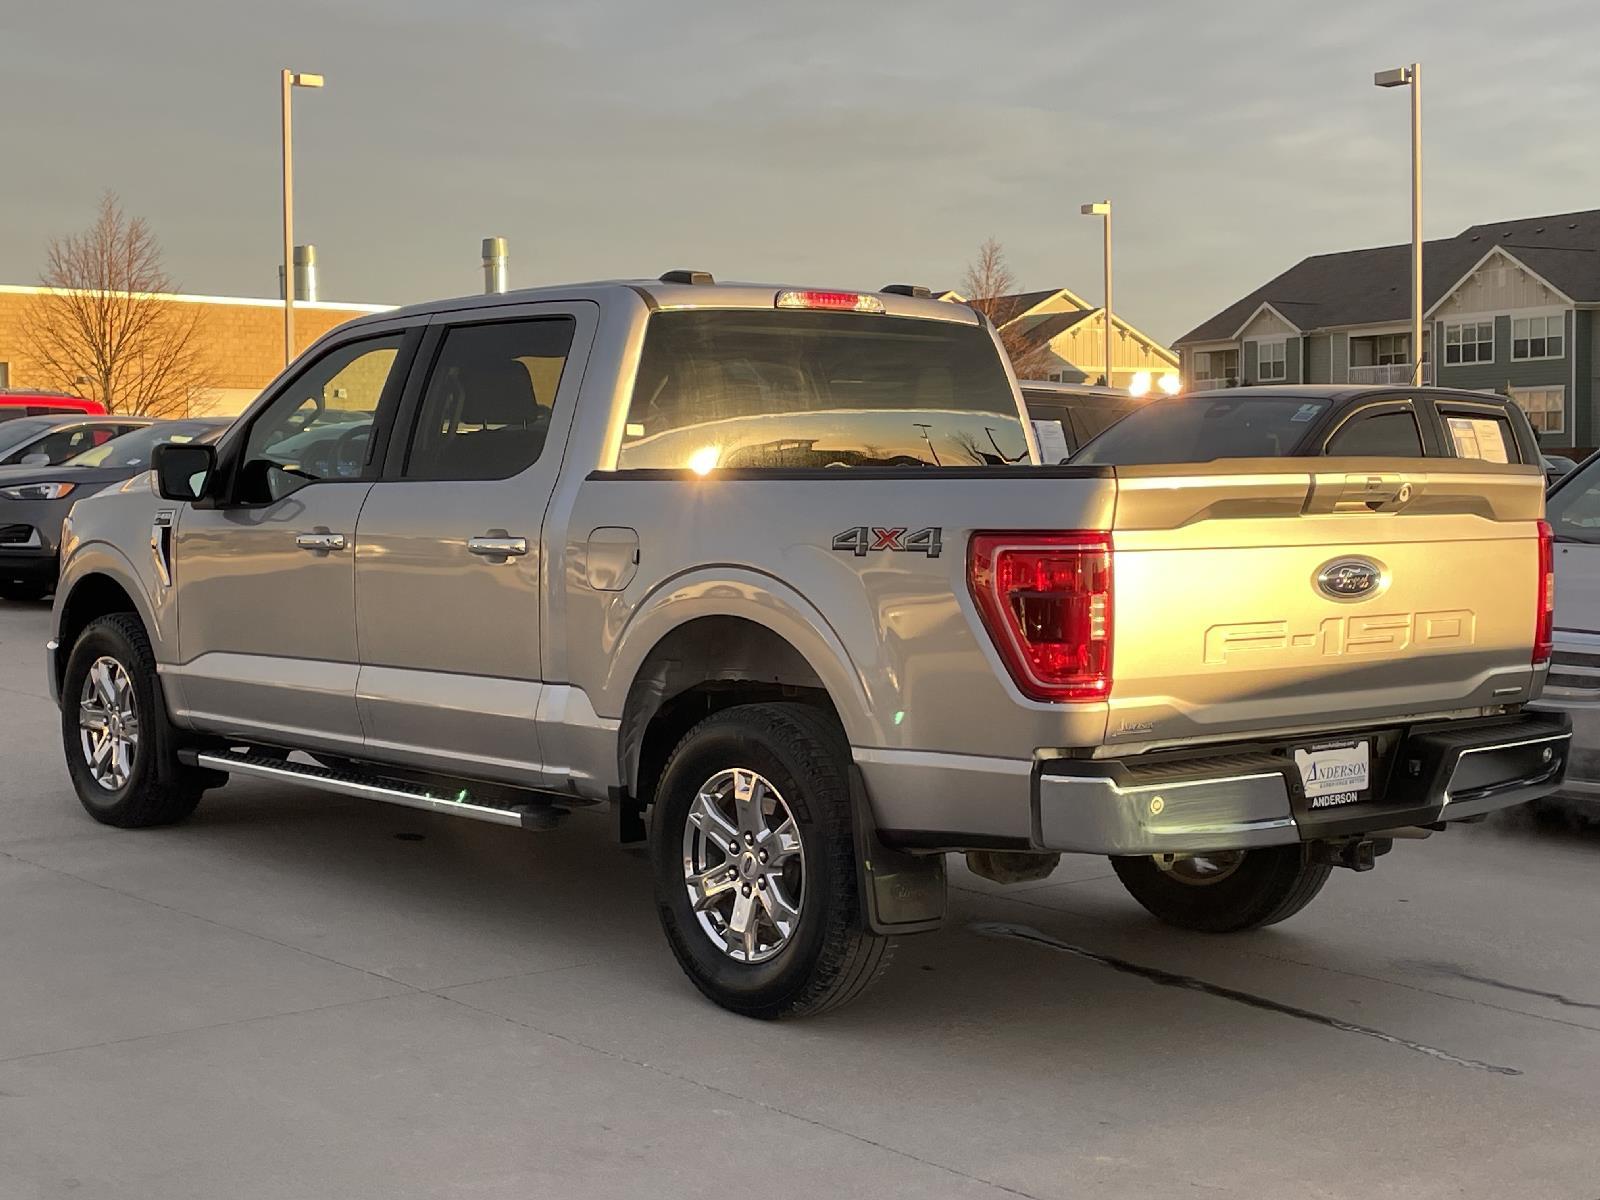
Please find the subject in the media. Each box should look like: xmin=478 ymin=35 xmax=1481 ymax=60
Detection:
xmin=0 ymin=417 xmax=57 ymax=456
xmin=1547 ymin=454 xmax=1600 ymax=543
xmin=64 ymin=422 xmax=219 ymax=470
xmin=617 ymin=310 xmax=1029 ymax=470
xmin=1074 ymin=395 xmax=1331 ymax=464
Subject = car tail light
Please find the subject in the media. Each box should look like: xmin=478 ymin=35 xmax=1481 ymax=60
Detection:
xmin=1535 ymin=518 xmax=1554 ymax=665
xmin=774 ymin=289 xmax=886 ymax=314
xmin=968 ymin=532 xmax=1112 ymax=701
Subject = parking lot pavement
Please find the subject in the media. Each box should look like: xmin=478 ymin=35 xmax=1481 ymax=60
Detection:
xmin=3 ymin=599 xmax=1598 ymax=1200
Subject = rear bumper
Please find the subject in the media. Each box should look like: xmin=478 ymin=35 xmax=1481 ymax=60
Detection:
xmin=1035 ymin=712 xmax=1571 ymax=855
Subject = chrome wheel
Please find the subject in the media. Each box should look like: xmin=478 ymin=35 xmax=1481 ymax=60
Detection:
xmin=682 ymin=767 xmax=806 ymax=964
xmin=78 ymin=656 xmax=139 ymax=791
xmin=1156 ymin=850 xmax=1247 ymax=886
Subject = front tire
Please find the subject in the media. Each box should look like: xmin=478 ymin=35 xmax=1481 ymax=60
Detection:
xmin=1110 ymin=846 xmax=1331 ymax=932
xmin=650 ymin=702 xmax=893 ymax=1018
xmin=61 ymin=613 xmax=211 ymax=828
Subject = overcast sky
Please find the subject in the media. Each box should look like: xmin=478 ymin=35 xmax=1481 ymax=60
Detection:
xmin=4 ymin=0 xmax=1596 ymax=342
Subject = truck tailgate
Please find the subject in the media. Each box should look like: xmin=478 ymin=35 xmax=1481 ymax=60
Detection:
xmin=1106 ymin=458 xmax=1547 ymax=749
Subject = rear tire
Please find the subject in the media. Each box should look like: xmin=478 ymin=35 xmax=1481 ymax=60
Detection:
xmin=1110 ymin=845 xmax=1331 ymax=932
xmin=61 ymin=613 xmax=212 ymax=828
xmin=650 ymin=702 xmax=893 ymax=1018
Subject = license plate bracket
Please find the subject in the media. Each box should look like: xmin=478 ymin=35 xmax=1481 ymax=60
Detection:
xmin=1293 ymin=739 xmax=1371 ymax=809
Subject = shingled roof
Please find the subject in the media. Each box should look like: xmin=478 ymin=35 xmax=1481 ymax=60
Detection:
xmin=1177 ymin=208 xmax=1600 ymax=345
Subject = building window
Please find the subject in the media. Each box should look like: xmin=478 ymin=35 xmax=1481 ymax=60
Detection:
xmin=0 ymin=362 xmax=8 ymax=388
xmin=1256 ymin=340 xmax=1286 ymax=382
xmin=1374 ymin=334 xmax=1409 ymax=366
xmin=1511 ymin=386 xmax=1565 ymax=434
xmin=1194 ymin=349 xmax=1238 ymax=384
xmin=1512 ymin=314 xmax=1564 ymax=361
xmin=1443 ymin=321 xmax=1494 ymax=365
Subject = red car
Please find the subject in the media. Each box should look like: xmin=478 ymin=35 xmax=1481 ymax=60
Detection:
xmin=0 ymin=390 xmax=108 ymax=421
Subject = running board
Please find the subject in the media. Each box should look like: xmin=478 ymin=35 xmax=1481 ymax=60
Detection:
xmin=188 ymin=750 xmax=569 ymax=830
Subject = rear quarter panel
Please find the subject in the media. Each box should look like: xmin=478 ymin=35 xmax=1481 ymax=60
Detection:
xmin=560 ymin=471 xmax=1118 ymax=760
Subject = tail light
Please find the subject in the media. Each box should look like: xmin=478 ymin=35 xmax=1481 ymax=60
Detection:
xmin=968 ymin=532 xmax=1112 ymax=701
xmin=1535 ymin=518 xmax=1554 ymax=665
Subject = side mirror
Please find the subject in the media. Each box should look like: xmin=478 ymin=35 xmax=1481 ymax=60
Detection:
xmin=152 ymin=442 xmax=217 ymax=503
xmin=19 ymin=453 xmax=50 ymax=466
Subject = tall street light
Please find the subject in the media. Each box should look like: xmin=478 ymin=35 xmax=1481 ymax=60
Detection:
xmin=281 ymin=69 xmax=325 ymax=366
xmin=1080 ymin=202 xmax=1112 ymax=387
xmin=1375 ymin=63 xmax=1422 ymax=386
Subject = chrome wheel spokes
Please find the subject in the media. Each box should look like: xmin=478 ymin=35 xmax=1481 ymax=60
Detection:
xmin=682 ymin=767 xmax=806 ymax=964
xmin=78 ymin=656 xmax=139 ymax=791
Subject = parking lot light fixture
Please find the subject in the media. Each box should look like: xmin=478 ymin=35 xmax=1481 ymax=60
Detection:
xmin=282 ymin=70 xmax=326 ymax=366
xmin=1080 ymin=202 xmax=1113 ymax=387
xmin=1375 ymin=63 xmax=1422 ymax=386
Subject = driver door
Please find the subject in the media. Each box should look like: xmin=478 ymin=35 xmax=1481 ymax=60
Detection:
xmin=168 ymin=328 xmax=418 ymax=751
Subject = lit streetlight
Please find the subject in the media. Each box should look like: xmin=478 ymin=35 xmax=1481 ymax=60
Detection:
xmin=1080 ymin=201 xmax=1112 ymax=387
xmin=281 ymin=69 xmax=325 ymax=366
xmin=1375 ymin=63 xmax=1423 ymax=386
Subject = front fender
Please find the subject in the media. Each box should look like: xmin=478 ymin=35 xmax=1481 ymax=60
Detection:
xmin=596 ymin=566 xmax=885 ymax=748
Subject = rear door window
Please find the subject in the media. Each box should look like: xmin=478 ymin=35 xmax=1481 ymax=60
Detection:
xmin=1324 ymin=407 xmax=1424 ymax=456
xmin=1437 ymin=407 xmax=1520 ymax=464
xmin=402 ymin=318 xmax=574 ymax=481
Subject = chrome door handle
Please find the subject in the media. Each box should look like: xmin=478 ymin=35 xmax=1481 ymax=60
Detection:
xmin=295 ymin=531 xmax=347 ymax=552
xmin=467 ymin=535 xmax=528 ymax=558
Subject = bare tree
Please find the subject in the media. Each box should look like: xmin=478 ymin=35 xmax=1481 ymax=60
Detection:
xmin=957 ymin=237 xmax=1056 ymax=380
xmin=20 ymin=192 xmax=212 ymax=417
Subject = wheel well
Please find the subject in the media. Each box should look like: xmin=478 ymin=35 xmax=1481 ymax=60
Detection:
xmin=622 ymin=616 xmax=840 ymax=811
xmin=56 ymin=574 xmax=140 ymax=690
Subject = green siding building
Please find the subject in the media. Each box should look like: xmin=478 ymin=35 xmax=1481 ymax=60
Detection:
xmin=1175 ymin=210 xmax=1600 ymax=450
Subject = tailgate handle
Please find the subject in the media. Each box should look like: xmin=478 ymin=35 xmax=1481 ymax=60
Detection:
xmin=1305 ymin=473 xmax=1415 ymax=514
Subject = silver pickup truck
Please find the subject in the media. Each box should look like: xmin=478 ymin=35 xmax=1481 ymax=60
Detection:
xmin=46 ymin=275 xmax=1569 ymax=1017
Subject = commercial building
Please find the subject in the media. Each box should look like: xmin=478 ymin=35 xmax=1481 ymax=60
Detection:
xmin=0 ymin=285 xmax=390 ymax=416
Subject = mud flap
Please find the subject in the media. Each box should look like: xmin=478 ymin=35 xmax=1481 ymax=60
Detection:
xmin=847 ymin=765 xmax=946 ymax=935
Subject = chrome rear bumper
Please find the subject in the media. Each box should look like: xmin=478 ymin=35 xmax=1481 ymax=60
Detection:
xmin=1034 ymin=712 xmax=1571 ymax=855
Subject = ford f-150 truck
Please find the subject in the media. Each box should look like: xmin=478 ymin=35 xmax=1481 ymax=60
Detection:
xmin=46 ymin=274 xmax=1569 ymax=1017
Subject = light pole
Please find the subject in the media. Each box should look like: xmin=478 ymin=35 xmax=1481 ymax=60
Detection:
xmin=281 ymin=69 xmax=325 ymax=366
xmin=1375 ymin=63 xmax=1422 ymax=385
xmin=1080 ymin=202 xmax=1112 ymax=387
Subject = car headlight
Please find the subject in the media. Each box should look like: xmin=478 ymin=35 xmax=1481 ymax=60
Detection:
xmin=0 ymin=482 xmax=77 ymax=501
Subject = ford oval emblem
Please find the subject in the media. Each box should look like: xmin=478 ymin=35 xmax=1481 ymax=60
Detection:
xmin=1316 ymin=557 xmax=1383 ymax=600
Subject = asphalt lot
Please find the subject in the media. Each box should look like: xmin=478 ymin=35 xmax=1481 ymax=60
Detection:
xmin=2 ymin=600 xmax=1599 ymax=1199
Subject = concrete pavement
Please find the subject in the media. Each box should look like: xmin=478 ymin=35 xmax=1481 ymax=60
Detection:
xmin=2 ymin=599 xmax=1598 ymax=1199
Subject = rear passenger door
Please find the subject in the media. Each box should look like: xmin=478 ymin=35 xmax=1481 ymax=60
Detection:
xmin=352 ymin=304 xmax=595 ymax=784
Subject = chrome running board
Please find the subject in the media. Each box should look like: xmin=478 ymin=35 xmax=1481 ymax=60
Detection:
xmin=189 ymin=750 xmax=568 ymax=830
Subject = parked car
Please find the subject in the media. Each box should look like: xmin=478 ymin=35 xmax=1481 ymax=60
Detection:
xmin=1018 ymin=382 xmax=1142 ymax=462
xmin=1532 ymin=457 xmax=1600 ymax=817
xmin=1074 ymin=384 xmax=1544 ymax=467
xmin=0 ymin=418 xmax=226 ymax=601
xmin=0 ymin=415 xmax=151 ymax=468
xmin=46 ymin=277 xmax=1565 ymax=1018
xmin=0 ymin=390 xmax=106 ymax=420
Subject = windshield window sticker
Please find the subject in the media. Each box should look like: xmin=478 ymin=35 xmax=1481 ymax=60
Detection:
xmin=1291 ymin=404 xmax=1321 ymax=423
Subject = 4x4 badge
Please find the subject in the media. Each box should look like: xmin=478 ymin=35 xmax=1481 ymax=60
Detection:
xmin=832 ymin=526 xmax=943 ymax=559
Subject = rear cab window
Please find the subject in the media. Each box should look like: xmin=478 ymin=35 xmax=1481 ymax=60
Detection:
xmin=1074 ymin=395 xmax=1328 ymax=464
xmin=616 ymin=310 xmax=1028 ymax=470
